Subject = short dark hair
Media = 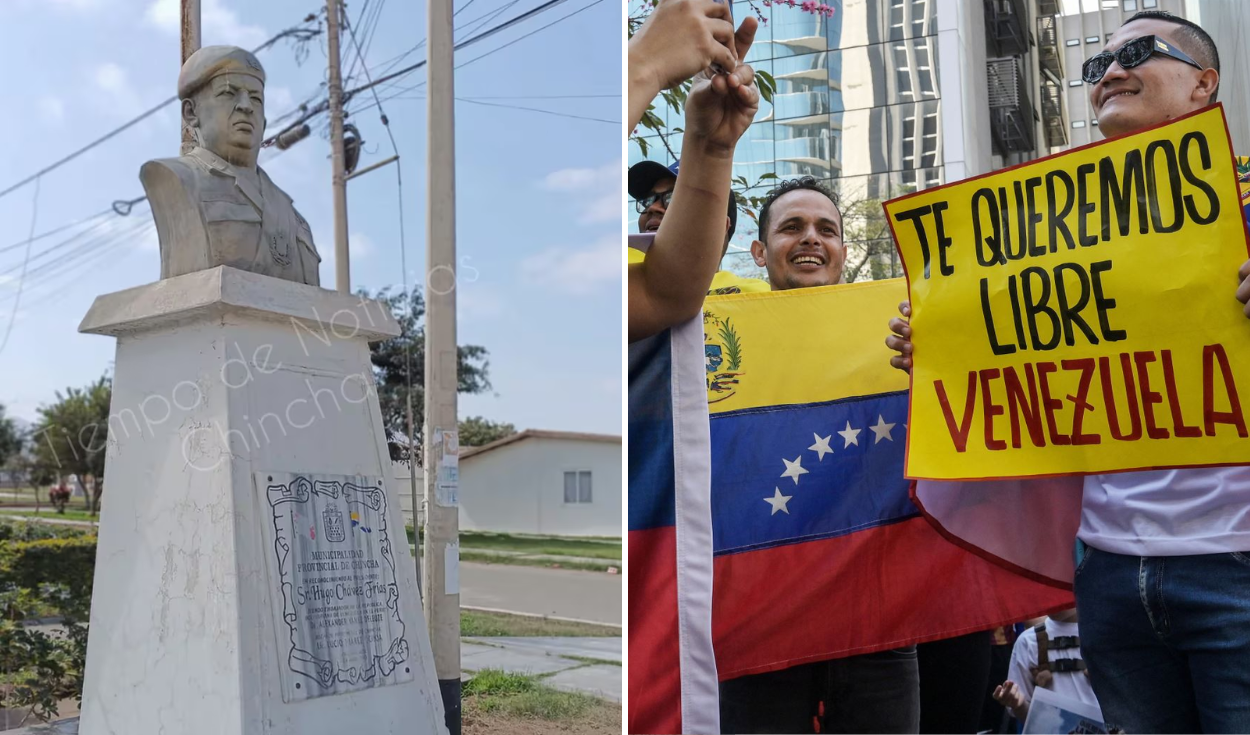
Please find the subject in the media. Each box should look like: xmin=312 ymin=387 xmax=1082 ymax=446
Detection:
xmin=757 ymin=176 xmax=841 ymax=244
xmin=1125 ymin=10 xmax=1219 ymax=102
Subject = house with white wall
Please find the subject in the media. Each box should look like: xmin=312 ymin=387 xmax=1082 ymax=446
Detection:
xmin=397 ymin=430 xmax=621 ymax=537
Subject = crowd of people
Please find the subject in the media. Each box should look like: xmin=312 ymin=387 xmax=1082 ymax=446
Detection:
xmin=628 ymin=3 xmax=1250 ymax=733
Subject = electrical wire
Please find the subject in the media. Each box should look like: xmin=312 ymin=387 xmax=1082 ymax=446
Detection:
xmin=0 ymin=19 xmax=322 ymax=202
xmin=0 ymin=214 xmax=152 ymax=301
xmin=0 ymin=176 xmax=41 ymax=356
xmin=456 ymin=97 xmax=618 ymax=124
xmin=0 ymin=208 xmax=112 ymax=257
xmin=372 ymin=0 xmax=608 ymax=104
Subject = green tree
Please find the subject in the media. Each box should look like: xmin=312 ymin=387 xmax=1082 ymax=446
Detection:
xmin=458 ymin=416 xmax=516 ymax=447
xmin=360 ymin=288 xmax=491 ymax=461
xmin=32 ymin=377 xmax=111 ymax=515
xmin=0 ymin=403 xmax=21 ymax=470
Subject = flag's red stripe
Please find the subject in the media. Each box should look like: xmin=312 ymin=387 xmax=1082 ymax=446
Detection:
xmin=628 ymin=526 xmax=683 ymax=734
xmin=712 ymin=517 xmax=1074 ymax=680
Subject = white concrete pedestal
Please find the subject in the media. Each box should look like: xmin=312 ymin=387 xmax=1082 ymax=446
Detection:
xmin=77 ymin=267 xmax=447 ymax=735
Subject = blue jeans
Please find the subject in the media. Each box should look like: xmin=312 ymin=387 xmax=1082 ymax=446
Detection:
xmin=1074 ymin=547 xmax=1250 ymax=733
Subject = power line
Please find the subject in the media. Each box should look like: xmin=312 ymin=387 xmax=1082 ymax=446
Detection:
xmin=453 ymin=0 xmax=607 ymax=72
xmin=0 ymin=177 xmax=42 ymax=357
xmin=0 ymin=214 xmax=152 ymax=301
xmin=461 ymin=93 xmax=619 ymax=99
xmin=373 ymin=0 xmax=607 ymax=103
xmin=456 ymin=97 xmax=618 ymax=124
xmin=269 ymin=0 xmax=587 ymax=146
xmin=0 ymin=208 xmax=112 ymax=257
xmin=0 ymin=20 xmax=323 ymax=202
xmin=0 ymin=216 xmax=117 ymax=277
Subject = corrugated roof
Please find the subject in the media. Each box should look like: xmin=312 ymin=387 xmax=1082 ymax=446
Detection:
xmin=459 ymin=429 xmax=621 ymax=460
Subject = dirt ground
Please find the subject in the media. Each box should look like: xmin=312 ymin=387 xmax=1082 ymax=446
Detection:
xmin=462 ymin=695 xmax=621 ymax=735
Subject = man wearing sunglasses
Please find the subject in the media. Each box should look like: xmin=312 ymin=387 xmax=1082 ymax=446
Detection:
xmin=628 ymin=159 xmax=769 ymax=294
xmin=889 ymin=10 xmax=1250 ymax=734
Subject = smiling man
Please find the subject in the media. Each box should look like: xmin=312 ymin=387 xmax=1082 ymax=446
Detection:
xmin=719 ymin=175 xmax=922 ymax=735
xmin=141 ymin=45 xmax=322 ymax=286
xmin=750 ymin=176 xmax=847 ymax=290
xmin=888 ymin=11 xmax=1250 ymax=734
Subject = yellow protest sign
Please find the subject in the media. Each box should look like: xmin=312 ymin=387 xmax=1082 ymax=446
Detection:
xmin=885 ymin=105 xmax=1250 ymax=480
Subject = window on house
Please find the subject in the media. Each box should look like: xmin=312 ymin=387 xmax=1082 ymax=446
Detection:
xmin=1143 ymin=0 xmax=1157 ymax=7
xmin=1091 ymin=118 xmax=1099 ymax=126
xmin=1086 ymin=36 xmax=1100 ymax=43
xmin=1072 ymin=120 xmax=1087 ymax=129
xmin=564 ymin=471 xmax=593 ymax=503
xmin=1066 ymin=39 xmax=1080 ymax=46
xmin=1069 ymin=79 xmax=1083 ymax=87
xmin=1123 ymin=0 xmax=1137 ymax=10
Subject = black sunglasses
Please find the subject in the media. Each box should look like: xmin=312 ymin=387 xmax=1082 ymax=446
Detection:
xmin=1082 ymin=34 xmax=1204 ymax=84
xmin=636 ymin=190 xmax=675 ymax=214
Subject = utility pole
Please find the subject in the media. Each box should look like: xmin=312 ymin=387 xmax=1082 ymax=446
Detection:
xmin=326 ymin=0 xmax=351 ymax=293
xmin=424 ymin=0 xmax=460 ymax=727
xmin=180 ymin=0 xmax=200 ymax=154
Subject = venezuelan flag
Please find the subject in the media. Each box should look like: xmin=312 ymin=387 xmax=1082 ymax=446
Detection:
xmin=628 ymin=316 xmax=719 ymax=735
xmin=704 ymin=279 xmax=1073 ymax=681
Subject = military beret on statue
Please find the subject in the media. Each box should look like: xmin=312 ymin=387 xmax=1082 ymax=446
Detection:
xmin=177 ymin=45 xmax=266 ymax=99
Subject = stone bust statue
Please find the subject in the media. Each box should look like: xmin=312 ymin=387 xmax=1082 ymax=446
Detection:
xmin=141 ymin=45 xmax=321 ymax=286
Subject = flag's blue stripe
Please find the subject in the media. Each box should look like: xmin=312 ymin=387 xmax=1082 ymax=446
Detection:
xmin=628 ymin=330 xmax=677 ymax=531
xmin=710 ymin=391 xmax=915 ymax=555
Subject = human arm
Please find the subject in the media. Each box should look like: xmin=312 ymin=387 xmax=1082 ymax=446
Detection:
xmin=628 ymin=0 xmax=744 ymax=131
xmin=996 ymin=631 xmax=1037 ymax=722
xmin=992 ymin=680 xmax=1030 ymax=722
xmin=885 ymin=300 xmax=912 ymax=373
xmin=628 ymin=31 xmax=759 ymax=343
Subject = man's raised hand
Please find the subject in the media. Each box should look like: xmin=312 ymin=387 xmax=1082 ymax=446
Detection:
xmin=683 ymin=17 xmax=760 ymax=156
xmin=630 ymin=0 xmax=739 ymax=93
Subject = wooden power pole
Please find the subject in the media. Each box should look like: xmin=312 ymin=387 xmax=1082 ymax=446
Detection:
xmin=424 ymin=0 xmax=461 ymax=727
xmin=326 ymin=0 xmax=351 ymax=293
xmin=180 ymin=0 xmax=200 ymax=154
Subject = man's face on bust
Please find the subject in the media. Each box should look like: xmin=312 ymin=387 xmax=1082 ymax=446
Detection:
xmin=189 ymin=73 xmax=265 ymax=167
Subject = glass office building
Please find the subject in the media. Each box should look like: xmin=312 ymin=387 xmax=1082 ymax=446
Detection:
xmin=629 ymin=0 xmax=945 ymax=280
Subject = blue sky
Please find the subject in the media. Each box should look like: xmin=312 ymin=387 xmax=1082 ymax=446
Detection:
xmin=0 ymin=0 xmax=622 ymax=435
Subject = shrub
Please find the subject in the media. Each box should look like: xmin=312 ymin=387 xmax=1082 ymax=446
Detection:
xmin=0 ymin=535 xmax=96 ymax=620
xmin=0 ymin=520 xmax=87 ymax=543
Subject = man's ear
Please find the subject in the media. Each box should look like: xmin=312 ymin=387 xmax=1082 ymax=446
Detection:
xmin=751 ymin=238 xmax=767 ymax=267
xmin=1194 ymin=67 xmax=1220 ymax=104
xmin=181 ymin=99 xmax=198 ymax=131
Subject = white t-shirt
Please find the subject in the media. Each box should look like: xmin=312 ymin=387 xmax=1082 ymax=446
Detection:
xmin=1006 ymin=619 xmax=1102 ymax=718
xmin=1079 ymin=467 xmax=1250 ymax=556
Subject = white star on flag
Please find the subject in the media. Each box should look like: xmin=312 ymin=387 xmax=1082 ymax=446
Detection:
xmin=838 ymin=420 xmax=861 ymax=447
xmin=764 ymin=487 xmax=793 ymax=515
xmin=809 ymin=433 xmax=833 ymax=461
xmin=870 ymin=415 xmax=896 ymax=444
xmin=781 ymin=455 xmax=809 ymax=484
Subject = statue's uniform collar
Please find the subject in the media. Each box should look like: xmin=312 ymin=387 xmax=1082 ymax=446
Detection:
xmin=188 ymin=146 xmax=264 ymax=214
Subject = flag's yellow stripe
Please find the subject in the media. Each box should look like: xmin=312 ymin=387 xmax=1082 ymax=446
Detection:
xmin=703 ymin=279 xmax=910 ymax=414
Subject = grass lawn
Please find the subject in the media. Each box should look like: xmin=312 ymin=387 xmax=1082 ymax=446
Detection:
xmin=459 ymin=551 xmax=616 ymax=573
xmin=461 ymin=610 xmax=619 ymax=638
xmin=405 ymin=527 xmax=621 ymax=560
xmin=462 ymin=669 xmax=619 ymax=735
xmin=457 ymin=532 xmax=621 ymax=560
xmin=0 ymin=508 xmax=100 ymax=524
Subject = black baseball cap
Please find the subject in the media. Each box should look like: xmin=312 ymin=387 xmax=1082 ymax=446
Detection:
xmin=628 ymin=159 xmax=738 ymax=240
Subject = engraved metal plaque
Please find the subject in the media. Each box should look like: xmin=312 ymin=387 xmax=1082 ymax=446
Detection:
xmin=258 ymin=472 xmax=416 ymax=702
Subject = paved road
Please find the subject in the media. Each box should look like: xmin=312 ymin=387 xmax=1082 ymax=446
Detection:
xmin=459 ymin=562 xmax=621 ymax=625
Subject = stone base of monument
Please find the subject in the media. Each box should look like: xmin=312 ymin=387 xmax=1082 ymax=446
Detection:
xmin=76 ymin=267 xmax=447 ymax=735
